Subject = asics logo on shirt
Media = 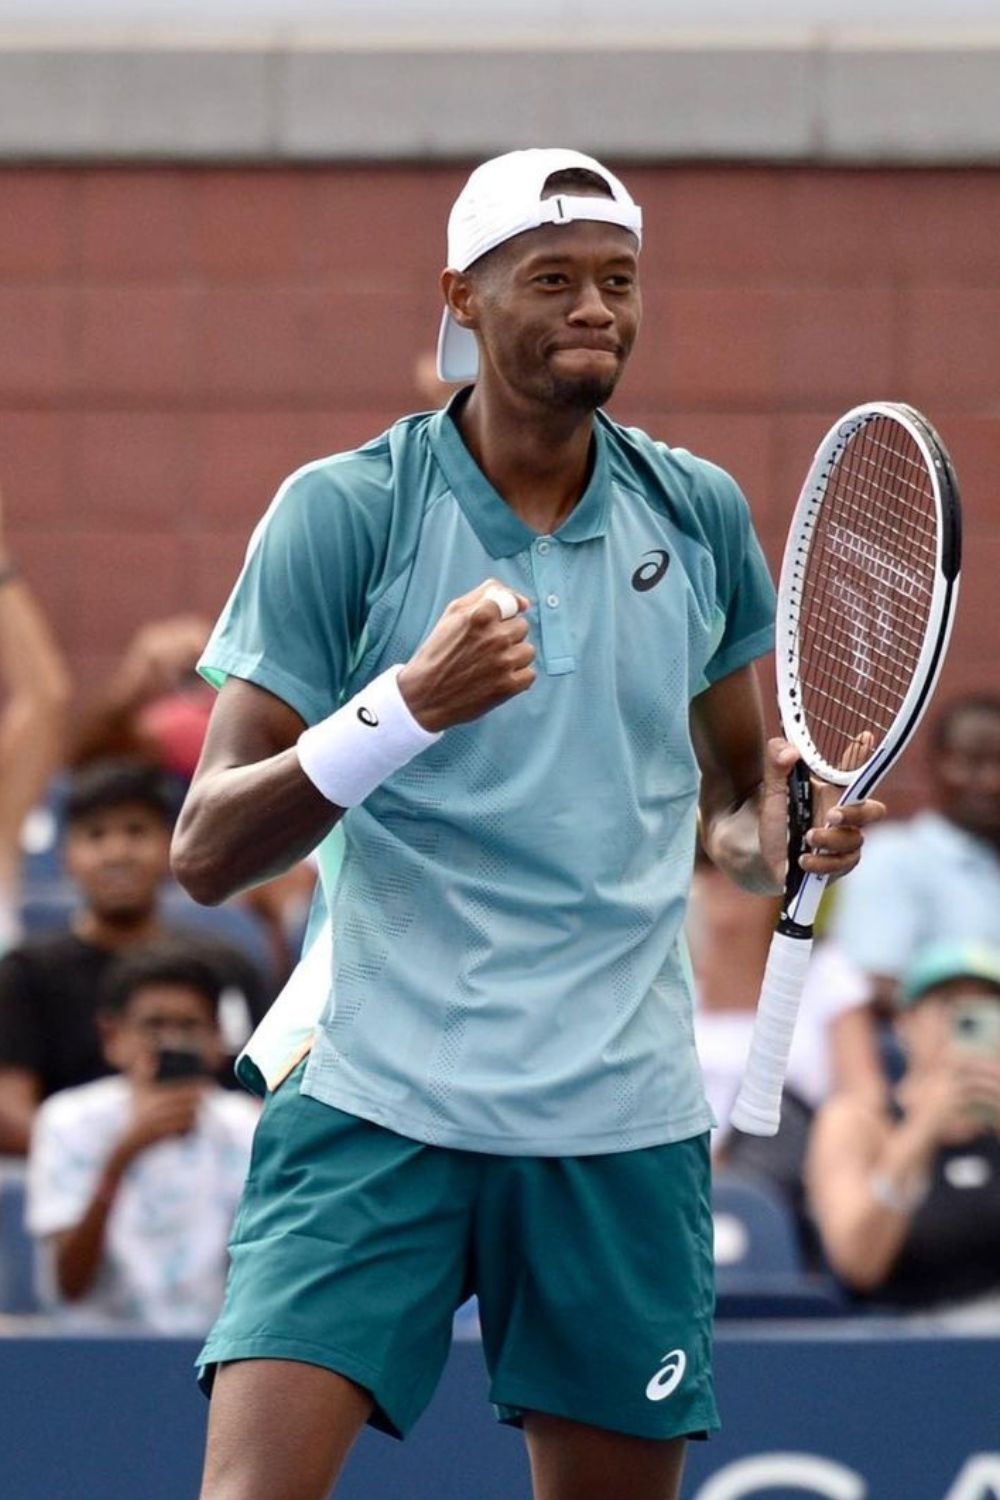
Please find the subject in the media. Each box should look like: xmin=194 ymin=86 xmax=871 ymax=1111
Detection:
xmin=645 ymin=1349 xmax=687 ymax=1401
xmin=631 ymin=549 xmax=670 ymax=592
xmin=357 ymin=706 xmax=379 ymax=727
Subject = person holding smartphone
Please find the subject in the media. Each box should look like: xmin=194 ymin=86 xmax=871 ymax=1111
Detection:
xmin=806 ymin=941 xmax=1000 ymax=1314
xmin=25 ymin=942 xmax=258 ymax=1332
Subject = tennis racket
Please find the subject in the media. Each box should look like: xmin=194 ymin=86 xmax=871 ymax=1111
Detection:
xmin=730 ymin=401 xmax=962 ymax=1137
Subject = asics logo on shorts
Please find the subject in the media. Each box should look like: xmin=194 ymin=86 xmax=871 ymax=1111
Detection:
xmin=645 ymin=1348 xmax=687 ymax=1401
xmin=631 ymin=549 xmax=670 ymax=592
xmin=357 ymin=706 xmax=378 ymax=727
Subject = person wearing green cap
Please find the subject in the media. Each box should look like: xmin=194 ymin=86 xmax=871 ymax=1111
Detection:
xmin=806 ymin=940 xmax=1000 ymax=1312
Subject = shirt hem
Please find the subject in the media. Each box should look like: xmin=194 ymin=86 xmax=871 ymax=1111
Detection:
xmin=298 ymin=1076 xmax=713 ymax=1156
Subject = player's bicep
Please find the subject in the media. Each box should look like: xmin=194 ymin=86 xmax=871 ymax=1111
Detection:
xmin=690 ymin=662 xmax=767 ymax=825
xmin=193 ymin=676 xmax=309 ymax=782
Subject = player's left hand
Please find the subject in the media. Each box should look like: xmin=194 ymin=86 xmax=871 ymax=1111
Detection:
xmin=760 ymin=736 xmax=886 ymax=887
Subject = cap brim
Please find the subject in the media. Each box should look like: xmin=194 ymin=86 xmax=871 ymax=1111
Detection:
xmin=437 ymin=310 xmax=479 ymax=382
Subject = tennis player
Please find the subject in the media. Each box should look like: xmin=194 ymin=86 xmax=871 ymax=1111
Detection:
xmin=172 ymin=148 xmax=884 ymax=1500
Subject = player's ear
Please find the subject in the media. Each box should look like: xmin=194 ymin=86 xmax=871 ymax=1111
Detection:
xmin=441 ymin=268 xmax=478 ymax=331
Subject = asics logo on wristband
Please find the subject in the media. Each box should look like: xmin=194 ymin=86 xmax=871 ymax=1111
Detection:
xmin=631 ymin=549 xmax=670 ymax=592
xmin=357 ymin=706 xmax=379 ymax=727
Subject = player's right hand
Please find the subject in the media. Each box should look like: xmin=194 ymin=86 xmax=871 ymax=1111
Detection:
xmin=397 ymin=579 xmax=536 ymax=733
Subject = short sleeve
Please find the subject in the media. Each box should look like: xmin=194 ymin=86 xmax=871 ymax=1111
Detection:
xmin=0 ymin=950 xmax=45 ymax=1073
xmin=700 ymin=467 xmax=776 ymax=686
xmin=199 ymin=456 xmax=388 ymax=727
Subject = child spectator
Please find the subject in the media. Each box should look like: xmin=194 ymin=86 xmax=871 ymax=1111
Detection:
xmin=26 ymin=942 xmax=258 ymax=1332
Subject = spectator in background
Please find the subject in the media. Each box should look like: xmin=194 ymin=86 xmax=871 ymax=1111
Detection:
xmin=806 ymin=942 xmax=1000 ymax=1314
xmin=26 ymin=942 xmax=258 ymax=1333
xmin=832 ymin=696 xmax=1000 ymax=1011
xmin=0 ymin=487 xmax=71 ymax=951
xmin=70 ymin=614 xmax=315 ymax=981
xmin=69 ymin=613 xmax=215 ymax=787
xmin=690 ymin=848 xmax=881 ymax=1262
xmin=0 ymin=760 xmax=271 ymax=1155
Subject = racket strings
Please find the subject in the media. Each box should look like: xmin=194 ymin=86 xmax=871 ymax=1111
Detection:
xmin=796 ymin=414 xmax=937 ymax=771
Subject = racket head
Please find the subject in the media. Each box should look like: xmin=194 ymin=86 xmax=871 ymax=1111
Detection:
xmin=776 ymin=401 xmax=962 ymax=796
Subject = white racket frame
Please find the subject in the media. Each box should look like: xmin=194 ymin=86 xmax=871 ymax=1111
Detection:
xmin=730 ymin=401 xmax=961 ymax=1135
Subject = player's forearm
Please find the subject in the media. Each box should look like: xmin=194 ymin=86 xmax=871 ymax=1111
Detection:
xmin=171 ymin=750 xmax=342 ymax=906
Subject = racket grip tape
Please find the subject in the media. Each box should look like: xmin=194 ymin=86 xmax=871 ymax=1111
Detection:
xmin=729 ymin=930 xmax=814 ymax=1137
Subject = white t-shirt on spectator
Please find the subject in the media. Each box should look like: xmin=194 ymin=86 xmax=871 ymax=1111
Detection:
xmin=27 ymin=1076 xmax=258 ymax=1334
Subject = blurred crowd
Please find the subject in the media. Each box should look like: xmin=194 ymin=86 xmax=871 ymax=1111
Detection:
xmin=695 ymin=691 xmax=1000 ymax=1315
xmin=0 ymin=486 xmax=315 ymax=1331
xmin=0 ymin=463 xmax=998 ymax=1338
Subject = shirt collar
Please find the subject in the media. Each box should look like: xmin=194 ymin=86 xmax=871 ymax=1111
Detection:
xmin=427 ymin=389 xmax=612 ymax=559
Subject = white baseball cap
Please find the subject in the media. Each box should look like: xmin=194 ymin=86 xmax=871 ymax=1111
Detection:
xmin=436 ymin=148 xmax=643 ymax=383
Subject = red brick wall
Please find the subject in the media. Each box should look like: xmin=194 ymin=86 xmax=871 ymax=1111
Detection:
xmin=2 ymin=163 xmax=997 ymax=802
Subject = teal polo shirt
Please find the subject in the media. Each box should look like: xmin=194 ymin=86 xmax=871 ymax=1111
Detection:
xmin=201 ymin=393 xmax=775 ymax=1154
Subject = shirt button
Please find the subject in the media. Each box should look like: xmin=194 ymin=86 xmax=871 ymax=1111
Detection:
xmin=536 ymin=538 xmax=551 ymax=555
xmin=546 ymin=593 xmax=560 ymax=609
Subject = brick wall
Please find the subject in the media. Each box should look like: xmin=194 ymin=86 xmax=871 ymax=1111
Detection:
xmin=1 ymin=163 xmax=997 ymax=803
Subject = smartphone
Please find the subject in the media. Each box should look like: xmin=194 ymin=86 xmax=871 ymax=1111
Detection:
xmin=951 ymin=999 xmax=1000 ymax=1057
xmin=154 ymin=1046 xmax=209 ymax=1083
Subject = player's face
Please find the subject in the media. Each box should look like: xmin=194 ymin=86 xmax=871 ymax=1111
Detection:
xmin=469 ymin=220 xmax=640 ymax=411
xmin=932 ymin=709 xmax=1000 ymax=840
xmin=64 ymin=802 xmax=171 ymax=920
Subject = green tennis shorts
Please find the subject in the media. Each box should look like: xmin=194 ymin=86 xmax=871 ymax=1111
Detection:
xmin=198 ymin=1062 xmax=718 ymax=1442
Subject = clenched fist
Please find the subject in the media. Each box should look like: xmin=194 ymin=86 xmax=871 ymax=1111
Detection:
xmin=397 ymin=579 xmax=536 ymax=733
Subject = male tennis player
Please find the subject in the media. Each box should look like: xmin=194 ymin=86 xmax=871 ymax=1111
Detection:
xmin=173 ymin=149 xmax=884 ymax=1500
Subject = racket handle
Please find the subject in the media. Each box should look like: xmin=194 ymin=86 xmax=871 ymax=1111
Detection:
xmin=729 ymin=929 xmax=814 ymax=1137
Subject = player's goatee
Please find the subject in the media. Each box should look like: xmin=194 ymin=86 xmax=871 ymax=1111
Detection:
xmin=546 ymin=371 xmax=620 ymax=412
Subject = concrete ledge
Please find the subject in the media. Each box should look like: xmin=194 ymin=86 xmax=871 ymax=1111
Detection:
xmin=1 ymin=41 xmax=999 ymax=162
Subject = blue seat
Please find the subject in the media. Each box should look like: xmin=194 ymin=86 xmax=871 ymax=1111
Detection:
xmin=19 ymin=881 xmax=77 ymax=935
xmin=19 ymin=776 xmax=70 ymax=888
xmin=712 ymin=1170 xmax=844 ymax=1318
xmin=713 ymin=1171 xmax=803 ymax=1274
xmin=160 ymin=883 xmax=277 ymax=984
xmin=0 ymin=1160 xmax=39 ymax=1315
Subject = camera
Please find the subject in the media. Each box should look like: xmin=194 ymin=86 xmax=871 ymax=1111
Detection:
xmin=154 ymin=1046 xmax=209 ymax=1083
xmin=950 ymin=999 xmax=1000 ymax=1057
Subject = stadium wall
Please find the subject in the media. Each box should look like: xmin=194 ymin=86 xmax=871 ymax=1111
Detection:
xmin=1 ymin=36 xmax=998 ymax=799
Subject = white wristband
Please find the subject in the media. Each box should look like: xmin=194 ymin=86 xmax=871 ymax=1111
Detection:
xmin=869 ymin=1171 xmax=929 ymax=1215
xmin=296 ymin=665 xmax=442 ymax=808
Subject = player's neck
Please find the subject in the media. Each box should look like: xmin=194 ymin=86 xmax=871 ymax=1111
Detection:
xmin=458 ymin=386 xmax=596 ymax=534
xmin=73 ymin=907 xmax=164 ymax=952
